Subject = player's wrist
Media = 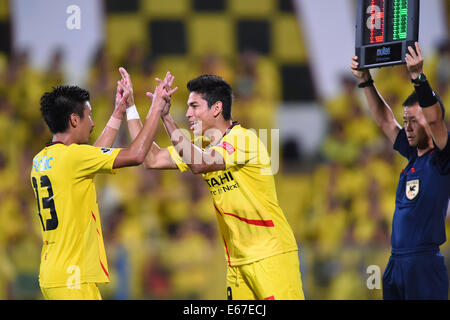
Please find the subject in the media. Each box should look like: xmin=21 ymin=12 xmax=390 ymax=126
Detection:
xmin=107 ymin=116 xmax=122 ymax=130
xmin=161 ymin=113 xmax=171 ymax=122
xmin=126 ymin=104 xmax=140 ymax=120
xmin=146 ymin=103 xmax=163 ymax=119
xmin=112 ymin=108 xmax=125 ymax=120
xmin=126 ymin=98 xmax=135 ymax=108
xmin=151 ymin=100 xmax=167 ymax=116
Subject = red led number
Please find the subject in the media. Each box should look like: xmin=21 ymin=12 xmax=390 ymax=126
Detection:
xmin=366 ymin=0 xmax=385 ymax=43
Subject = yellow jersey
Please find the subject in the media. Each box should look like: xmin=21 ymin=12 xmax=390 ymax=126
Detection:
xmin=168 ymin=123 xmax=298 ymax=266
xmin=30 ymin=142 xmax=121 ymax=288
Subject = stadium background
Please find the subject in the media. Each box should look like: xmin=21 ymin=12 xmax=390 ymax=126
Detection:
xmin=0 ymin=0 xmax=449 ymax=299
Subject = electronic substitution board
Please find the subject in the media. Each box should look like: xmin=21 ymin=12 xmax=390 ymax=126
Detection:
xmin=355 ymin=0 xmax=420 ymax=69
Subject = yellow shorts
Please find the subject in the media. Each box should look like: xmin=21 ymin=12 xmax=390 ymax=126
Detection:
xmin=41 ymin=283 xmax=102 ymax=300
xmin=226 ymin=251 xmax=305 ymax=300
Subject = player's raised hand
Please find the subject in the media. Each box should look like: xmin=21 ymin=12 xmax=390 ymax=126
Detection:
xmin=113 ymin=79 xmax=129 ymax=116
xmin=114 ymin=85 xmax=130 ymax=115
xmin=405 ymin=42 xmax=424 ymax=80
xmin=350 ymin=56 xmax=371 ymax=82
xmin=160 ymin=72 xmax=176 ymax=117
xmin=145 ymin=72 xmax=178 ymax=115
xmin=118 ymin=67 xmax=135 ymax=107
xmin=146 ymin=72 xmax=178 ymax=117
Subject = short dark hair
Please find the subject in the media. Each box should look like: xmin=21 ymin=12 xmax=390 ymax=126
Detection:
xmin=403 ymin=91 xmax=445 ymax=119
xmin=40 ymin=85 xmax=90 ymax=134
xmin=187 ymin=75 xmax=233 ymax=121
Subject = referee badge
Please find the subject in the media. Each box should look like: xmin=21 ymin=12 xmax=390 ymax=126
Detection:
xmin=406 ymin=179 xmax=419 ymax=200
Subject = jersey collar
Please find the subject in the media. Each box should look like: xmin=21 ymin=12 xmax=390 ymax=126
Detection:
xmin=45 ymin=141 xmax=65 ymax=147
xmin=222 ymin=121 xmax=240 ymax=139
xmin=207 ymin=121 xmax=240 ymax=149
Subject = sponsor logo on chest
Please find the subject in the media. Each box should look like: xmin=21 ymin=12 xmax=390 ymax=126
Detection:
xmin=205 ymin=171 xmax=240 ymax=196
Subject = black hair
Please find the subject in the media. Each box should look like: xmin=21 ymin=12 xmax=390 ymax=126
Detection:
xmin=403 ymin=91 xmax=445 ymax=119
xmin=40 ymin=85 xmax=90 ymax=134
xmin=187 ymin=75 xmax=233 ymax=121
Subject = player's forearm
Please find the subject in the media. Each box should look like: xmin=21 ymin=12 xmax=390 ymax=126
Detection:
xmin=161 ymin=114 xmax=206 ymax=173
xmin=93 ymin=113 xmax=124 ymax=147
xmin=126 ymin=109 xmax=169 ymax=168
xmin=93 ymin=126 xmax=118 ymax=148
xmin=161 ymin=113 xmax=195 ymax=159
xmin=142 ymin=143 xmax=177 ymax=169
xmin=127 ymin=118 xmax=143 ymax=140
xmin=123 ymin=108 xmax=162 ymax=165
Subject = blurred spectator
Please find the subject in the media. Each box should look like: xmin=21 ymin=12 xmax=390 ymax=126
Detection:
xmin=232 ymin=49 xmax=280 ymax=130
xmin=44 ymin=48 xmax=65 ymax=87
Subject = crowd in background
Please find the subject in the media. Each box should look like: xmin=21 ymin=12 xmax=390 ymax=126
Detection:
xmin=0 ymin=34 xmax=449 ymax=299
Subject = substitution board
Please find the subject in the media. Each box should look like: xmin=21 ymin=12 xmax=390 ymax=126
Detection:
xmin=355 ymin=0 xmax=420 ymax=69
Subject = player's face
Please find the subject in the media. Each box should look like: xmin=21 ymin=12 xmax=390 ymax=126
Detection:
xmin=186 ymin=92 xmax=214 ymax=136
xmin=80 ymin=102 xmax=95 ymax=144
xmin=403 ymin=104 xmax=429 ymax=148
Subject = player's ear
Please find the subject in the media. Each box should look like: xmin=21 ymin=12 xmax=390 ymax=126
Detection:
xmin=69 ymin=113 xmax=80 ymax=128
xmin=212 ymin=101 xmax=223 ymax=118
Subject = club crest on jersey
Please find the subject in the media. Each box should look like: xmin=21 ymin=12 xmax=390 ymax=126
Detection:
xmin=406 ymin=179 xmax=419 ymax=200
xmin=100 ymin=147 xmax=113 ymax=155
xmin=217 ymin=142 xmax=235 ymax=155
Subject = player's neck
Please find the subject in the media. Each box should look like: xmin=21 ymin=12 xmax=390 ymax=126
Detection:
xmin=52 ymin=133 xmax=78 ymax=146
xmin=206 ymin=120 xmax=233 ymax=141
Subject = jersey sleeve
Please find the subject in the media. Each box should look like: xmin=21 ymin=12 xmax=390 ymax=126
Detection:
xmin=393 ymin=128 xmax=414 ymax=159
xmin=68 ymin=144 xmax=121 ymax=179
xmin=167 ymin=145 xmax=189 ymax=172
xmin=210 ymin=130 xmax=269 ymax=170
xmin=433 ymin=131 xmax=450 ymax=175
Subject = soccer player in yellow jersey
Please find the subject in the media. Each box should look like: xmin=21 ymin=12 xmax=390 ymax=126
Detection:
xmin=30 ymin=72 xmax=177 ymax=300
xmin=118 ymin=69 xmax=305 ymax=300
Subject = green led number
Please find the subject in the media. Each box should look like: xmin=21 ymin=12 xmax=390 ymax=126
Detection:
xmin=392 ymin=0 xmax=408 ymax=40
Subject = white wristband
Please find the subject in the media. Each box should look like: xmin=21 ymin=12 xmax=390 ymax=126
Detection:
xmin=126 ymin=105 xmax=140 ymax=120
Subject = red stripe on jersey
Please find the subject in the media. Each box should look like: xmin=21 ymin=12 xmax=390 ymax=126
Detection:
xmin=213 ymin=203 xmax=222 ymax=216
xmin=223 ymin=237 xmax=231 ymax=267
xmin=100 ymin=260 xmax=109 ymax=278
xmin=223 ymin=212 xmax=274 ymax=227
xmin=264 ymin=295 xmax=275 ymax=300
xmin=91 ymin=212 xmax=96 ymax=222
xmin=214 ymin=203 xmax=274 ymax=227
xmin=215 ymin=206 xmax=232 ymax=266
